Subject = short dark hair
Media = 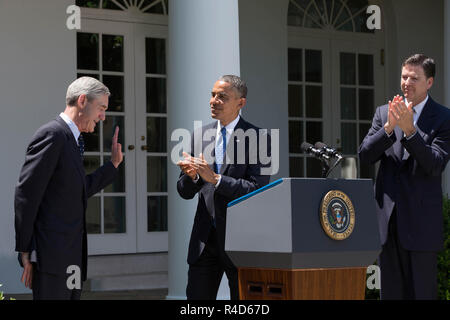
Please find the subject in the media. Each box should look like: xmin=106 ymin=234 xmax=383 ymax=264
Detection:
xmin=219 ymin=75 xmax=248 ymax=98
xmin=402 ymin=54 xmax=435 ymax=79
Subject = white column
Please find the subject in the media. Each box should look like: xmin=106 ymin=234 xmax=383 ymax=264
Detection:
xmin=166 ymin=0 xmax=240 ymax=299
xmin=443 ymin=0 xmax=450 ymax=197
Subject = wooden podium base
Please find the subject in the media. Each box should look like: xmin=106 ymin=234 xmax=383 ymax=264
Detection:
xmin=238 ymin=267 xmax=367 ymax=300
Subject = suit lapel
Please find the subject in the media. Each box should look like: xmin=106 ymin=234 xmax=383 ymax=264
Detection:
xmin=416 ymin=97 xmax=437 ymax=140
xmin=402 ymin=97 xmax=437 ymax=161
xmin=220 ymin=117 xmax=247 ymax=175
xmin=55 ymin=117 xmax=86 ymax=189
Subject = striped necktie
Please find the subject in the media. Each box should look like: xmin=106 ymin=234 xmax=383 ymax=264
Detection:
xmin=78 ymin=134 xmax=85 ymax=159
xmin=215 ymin=127 xmax=227 ymax=173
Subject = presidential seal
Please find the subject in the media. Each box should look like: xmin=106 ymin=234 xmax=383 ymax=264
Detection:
xmin=319 ymin=190 xmax=355 ymax=240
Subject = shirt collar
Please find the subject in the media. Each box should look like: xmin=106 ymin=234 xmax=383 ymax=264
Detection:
xmin=217 ymin=114 xmax=240 ymax=136
xmin=406 ymin=95 xmax=428 ymax=118
xmin=59 ymin=112 xmax=81 ymax=143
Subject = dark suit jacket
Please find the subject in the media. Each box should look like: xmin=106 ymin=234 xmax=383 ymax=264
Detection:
xmin=177 ymin=117 xmax=271 ymax=264
xmin=359 ymin=97 xmax=450 ymax=252
xmin=15 ymin=116 xmax=117 ymax=281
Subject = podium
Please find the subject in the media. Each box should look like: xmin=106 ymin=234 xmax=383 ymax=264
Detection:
xmin=225 ymin=178 xmax=381 ymax=300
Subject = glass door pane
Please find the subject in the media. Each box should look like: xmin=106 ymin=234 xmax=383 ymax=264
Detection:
xmin=288 ymin=38 xmax=330 ymax=178
xmin=332 ymin=39 xmax=383 ymax=180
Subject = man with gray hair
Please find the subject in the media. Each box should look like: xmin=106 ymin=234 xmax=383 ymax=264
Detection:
xmin=15 ymin=76 xmax=123 ymax=299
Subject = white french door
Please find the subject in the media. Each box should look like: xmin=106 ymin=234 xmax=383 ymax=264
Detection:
xmin=288 ymin=35 xmax=332 ymax=178
xmin=79 ymin=19 xmax=168 ymax=255
xmin=288 ymin=32 xmax=384 ymax=179
xmin=330 ymin=39 xmax=384 ymax=178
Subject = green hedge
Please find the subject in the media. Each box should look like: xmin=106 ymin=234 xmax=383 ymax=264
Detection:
xmin=365 ymin=195 xmax=450 ymax=300
xmin=438 ymin=196 xmax=450 ymax=300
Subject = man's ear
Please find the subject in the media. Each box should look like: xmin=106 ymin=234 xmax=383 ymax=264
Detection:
xmin=77 ymin=94 xmax=87 ymax=108
xmin=238 ymin=97 xmax=246 ymax=109
xmin=427 ymin=77 xmax=434 ymax=90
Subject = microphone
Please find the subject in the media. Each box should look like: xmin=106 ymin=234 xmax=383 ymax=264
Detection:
xmin=301 ymin=142 xmax=330 ymax=161
xmin=314 ymin=142 xmax=343 ymax=160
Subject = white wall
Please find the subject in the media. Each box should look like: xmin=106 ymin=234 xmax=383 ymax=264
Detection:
xmin=386 ymin=0 xmax=444 ymax=102
xmin=238 ymin=0 xmax=290 ymax=180
xmin=0 ymin=0 xmax=75 ymax=294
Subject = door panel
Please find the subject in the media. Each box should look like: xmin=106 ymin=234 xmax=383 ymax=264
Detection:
xmin=79 ymin=20 xmax=137 ymax=255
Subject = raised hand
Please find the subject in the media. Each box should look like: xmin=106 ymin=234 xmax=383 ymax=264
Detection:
xmin=385 ymin=95 xmax=402 ymax=134
xmin=111 ymin=126 xmax=123 ymax=168
xmin=177 ymin=152 xmax=198 ymax=180
xmin=392 ymin=99 xmax=416 ymax=137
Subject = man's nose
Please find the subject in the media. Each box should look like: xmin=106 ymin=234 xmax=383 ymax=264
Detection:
xmin=100 ymin=111 xmax=106 ymax=121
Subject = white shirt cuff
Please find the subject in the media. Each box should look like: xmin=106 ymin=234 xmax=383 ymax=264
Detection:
xmin=192 ymin=174 xmax=200 ymax=183
xmin=214 ymin=174 xmax=222 ymax=188
xmin=406 ymin=130 xmax=417 ymax=140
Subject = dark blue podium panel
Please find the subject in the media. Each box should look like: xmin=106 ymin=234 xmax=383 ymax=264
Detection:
xmin=225 ymin=178 xmax=381 ymax=269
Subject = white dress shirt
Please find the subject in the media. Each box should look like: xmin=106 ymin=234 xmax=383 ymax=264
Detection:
xmin=193 ymin=115 xmax=241 ymax=187
xmin=59 ymin=112 xmax=81 ymax=145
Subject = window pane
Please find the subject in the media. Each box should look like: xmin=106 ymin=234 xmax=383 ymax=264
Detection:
xmin=147 ymin=156 xmax=167 ymax=192
xmin=340 ymin=53 xmax=356 ymax=85
xmin=335 ymin=6 xmax=352 ymax=31
xmin=146 ymin=78 xmax=167 ymax=113
xmin=288 ymin=48 xmax=302 ymax=81
xmin=341 ymin=88 xmax=356 ymax=120
xmin=77 ymin=73 xmax=99 ymax=80
xmin=306 ymin=157 xmax=323 ymax=178
xmin=305 ymin=50 xmax=322 ymax=83
xmin=104 ymin=156 xmax=125 ymax=193
xmin=103 ymin=116 xmax=125 ymax=152
xmin=83 ymin=156 xmax=100 ymax=175
xmin=102 ymin=0 xmax=122 ymax=10
xmin=146 ymin=38 xmax=166 ymax=74
xmin=289 ymin=121 xmax=303 ymax=153
xmin=86 ymin=197 xmax=101 ymax=234
xmin=359 ymin=89 xmax=374 ymax=120
xmin=148 ymin=196 xmax=168 ymax=232
xmin=354 ymin=11 xmax=374 ymax=33
xmin=102 ymin=34 xmax=124 ymax=72
xmin=359 ymin=123 xmax=371 ymax=145
xmin=306 ymin=121 xmax=322 ymax=144
xmin=103 ymin=75 xmax=124 ymax=112
xmin=341 ymin=123 xmax=357 ymax=154
xmin=288 ymin=85 xmax=303 ymax=117
xmin=289 ymin=157 xmax=304 ymax=177
xmin=77 ymin=33 xmax=99 ymax=70
xmin=146 ymin=117 xmax=167 ymax=152
xmin=144 ymin=1 xmax=165 ymax=14
xmin=359 ymin=54 xmax=374 ymax=85
xmin=104 ymin=197 xmax=126 ymax=233
xmin=76 ymin=0 xmax=100 ymax=8
xmin=305 ymin=86 xmax=322 ymax=118
xmin=287 ymin=2 xmax=303 ymax=27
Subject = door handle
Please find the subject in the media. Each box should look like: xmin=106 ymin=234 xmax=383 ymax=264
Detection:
xmin=128 ymin=145 xmax=135 ymax=151
xmin=141 ymin=145 xmax=148 ymax=151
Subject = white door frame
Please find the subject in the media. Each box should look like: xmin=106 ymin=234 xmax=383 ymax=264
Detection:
xmin=134 ymin=23 xmax=169 ymax=252
xmin=80 ymin=19 xmax=138 ymax=255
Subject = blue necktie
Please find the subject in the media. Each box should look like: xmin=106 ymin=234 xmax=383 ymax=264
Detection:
xmin=78 ymin=134 xmax=85 ymax=159
xmin=215 ymin=127 xmax=227 ymax=173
